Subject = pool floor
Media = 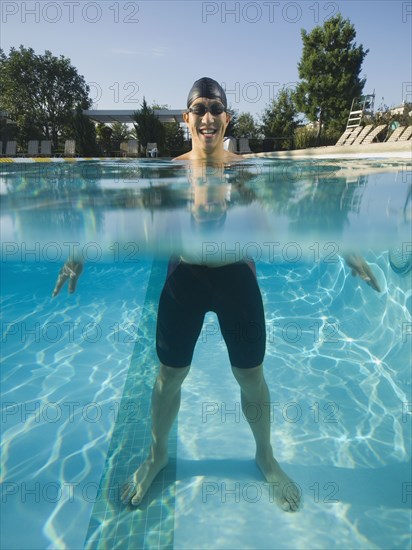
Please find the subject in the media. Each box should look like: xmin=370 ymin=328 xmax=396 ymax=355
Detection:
xmin=1 ymin=254 xmax=411 ymax=549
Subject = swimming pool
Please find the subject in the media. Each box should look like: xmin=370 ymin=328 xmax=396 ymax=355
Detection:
xmin=1 ymin=159 xmax=411 ymax=549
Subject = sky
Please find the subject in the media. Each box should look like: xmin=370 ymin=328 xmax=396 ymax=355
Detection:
xmin=1 ymin=0 xmax=411 ymax=120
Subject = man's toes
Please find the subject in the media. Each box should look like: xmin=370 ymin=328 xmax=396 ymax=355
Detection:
xmin=280 ymin=498 xmax=298 ymax=512
xmin=289 ymin=499 xmax=300 ymax=512
xmin=121 ymin=481 xmax=136 ymax=503
xmin=280 ymin=500 xmax=291 ymax=511
xmin=279 ymin=489 xmax=300 ymax=512
xmin=289 ymin=495 xmax=301 ymax=512
xmin=131 ymin=493 xmax=142 ymax=506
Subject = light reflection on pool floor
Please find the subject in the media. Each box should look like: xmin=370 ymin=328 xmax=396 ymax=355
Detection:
xmin=0 ymin=252 xmax=411 ymax=549
xmin=175 ymin=254 xmax=411 ymax=549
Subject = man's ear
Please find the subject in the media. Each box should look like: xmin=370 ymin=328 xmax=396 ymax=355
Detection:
xmin=183 ymin=111 xmax=190 ymax=123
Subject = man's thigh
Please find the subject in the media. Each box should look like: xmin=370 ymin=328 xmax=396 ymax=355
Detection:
xmin=214 ymin=263 xmax=266 ymax=369
xmin=156 ymin=263 xmax=207 ymax=368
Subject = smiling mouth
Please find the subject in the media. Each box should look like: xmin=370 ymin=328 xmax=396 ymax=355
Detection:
xmin=199 ymin=129 xmax=217 ymax=136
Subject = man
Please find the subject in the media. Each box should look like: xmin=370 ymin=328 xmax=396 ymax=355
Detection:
xmin=121 ymin=77 xmax=302 ymax=512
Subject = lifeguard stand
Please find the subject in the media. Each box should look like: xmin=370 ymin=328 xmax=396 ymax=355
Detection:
xmin=346 ymin=93 xmax=375 ymax=129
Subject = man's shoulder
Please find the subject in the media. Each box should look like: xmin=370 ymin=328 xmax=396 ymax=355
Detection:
xmin=172 ymin=152 xmax=191 ymax=161
xmin=224 ymin=151 xmax=243 ymax=162
xmin=172 ymin=151 xmax=247 ymax=162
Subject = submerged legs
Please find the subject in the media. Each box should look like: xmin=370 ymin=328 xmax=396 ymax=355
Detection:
xmin=231 ymin=364 xmax=301 ymax=512
xmin=122 ymin=361 xmax=300 ymax=512
xmin=121 ymin=363 xmax=190 ymax=506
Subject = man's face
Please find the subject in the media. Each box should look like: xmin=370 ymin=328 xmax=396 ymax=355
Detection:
xmin=183 ymin=97 xmax=231 ymax=154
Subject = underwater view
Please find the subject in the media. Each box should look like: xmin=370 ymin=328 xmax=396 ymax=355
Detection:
xmin=1 ymin=159 xmax=411 ymax=549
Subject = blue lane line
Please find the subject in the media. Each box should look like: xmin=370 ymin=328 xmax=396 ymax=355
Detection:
xmin=84 ymin=259 xmax=177 ymax=550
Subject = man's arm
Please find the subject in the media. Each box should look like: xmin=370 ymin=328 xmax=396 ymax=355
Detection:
xmin=344 ymin=254 xmax=381 ymax=292
xmin=52 ymin=260 xmax=83 ymax=297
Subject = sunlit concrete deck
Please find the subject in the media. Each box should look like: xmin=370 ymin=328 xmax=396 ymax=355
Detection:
xmin=243 ymin=141 xmax=411 ymax=160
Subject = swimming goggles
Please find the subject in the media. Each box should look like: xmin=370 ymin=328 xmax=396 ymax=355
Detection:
xmin=188 ymin=103 xmax=226 ymax=116
xmin=389 ymin=247 xmax=412 ymax=276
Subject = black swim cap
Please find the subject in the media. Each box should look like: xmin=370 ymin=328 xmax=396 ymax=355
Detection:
xmin=187 ymin=77 xmax=227 ymax=109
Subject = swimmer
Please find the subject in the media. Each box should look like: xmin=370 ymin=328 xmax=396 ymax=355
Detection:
xmin=121 ymin=77 xmax=300 ymax=512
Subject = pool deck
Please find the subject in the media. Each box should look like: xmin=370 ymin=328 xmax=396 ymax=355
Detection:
xmin=243 ymin=141 xmax=411 ymax=160
xmin=0 ymin=141 xmax=410 ymax=163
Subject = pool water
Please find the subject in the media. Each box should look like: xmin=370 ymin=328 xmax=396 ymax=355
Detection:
xmin=1 ymin=159 xmax=411 ymax=549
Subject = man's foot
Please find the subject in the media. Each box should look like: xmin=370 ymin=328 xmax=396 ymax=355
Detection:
xmin=121 ymin=452 xmax=169 ymax=506
xmin=256 ymin=452 xmax=301 ymax=512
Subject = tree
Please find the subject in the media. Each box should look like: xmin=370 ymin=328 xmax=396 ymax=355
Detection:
xmin=132 ymin=98 xmax=165 ymax=153
xmin=231 ymin=113 xmax=260 ymax=138
xmin=260 ymin=88 xmax=300 ymax=150
xmin=294 ymin=14 xmax=368 ymax=142
xmin=110 ymin=122 xmax=132 ymax=143
xmin=152 ymin=103 xmax=171 ymax=110
xmin=70 ymin=105 xmax=98 ymax=156
xmin=0 ymin=114 xmax=18 ymax=142
xmin=96 ymin=123 xmax=113 ymax=154
xmin=151 ymin=103 xmax=184 ymax=154
xmin=222 ymin=106 xmax=238 ymax=137
xmin=163 ymin=121 xmax=185 ymax=154
xmin=0 ymin=45 xmax=91 ymax=148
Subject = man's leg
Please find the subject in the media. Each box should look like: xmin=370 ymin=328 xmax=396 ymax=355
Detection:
xmin=122 ymin=363 xmax=190 ymax=505
xmin=231 ymin=364 xmax=300 ymax=512
xmin=123 ymin=260 xmax=205 ymax=506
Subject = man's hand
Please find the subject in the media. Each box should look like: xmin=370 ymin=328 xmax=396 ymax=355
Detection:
xmin=344 ymin=254 xmax=381 ymax=293
xmin=52 ymin=261 xmax=83 ymax=297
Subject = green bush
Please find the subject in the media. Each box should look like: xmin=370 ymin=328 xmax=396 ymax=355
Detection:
xmin=294 ymin=126 xmax=341 ymax=149
xmin=248 ymin=138 xmax=263 ymax=153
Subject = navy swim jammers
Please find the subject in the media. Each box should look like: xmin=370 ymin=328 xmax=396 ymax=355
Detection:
xmin=156 ymin=259 xmax=266 ymax=368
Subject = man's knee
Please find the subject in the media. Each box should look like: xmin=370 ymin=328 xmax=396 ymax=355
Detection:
xmin=158 ymin=363 xmax=190 ymax=387
xmin=231 ymin=363 xmax=264 ymax=386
